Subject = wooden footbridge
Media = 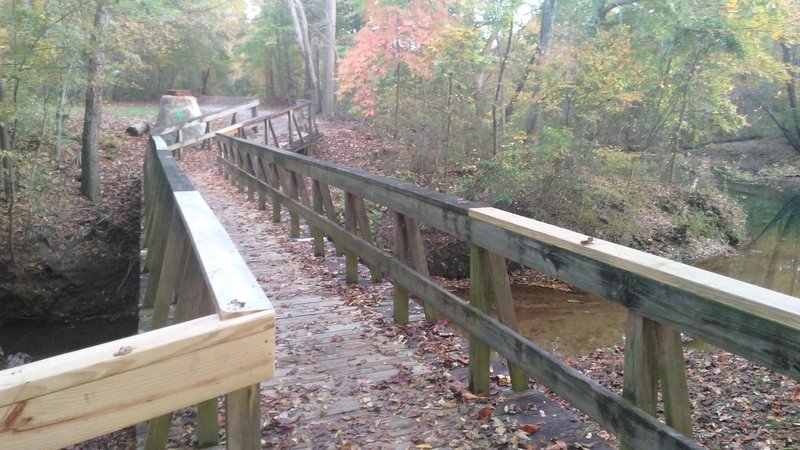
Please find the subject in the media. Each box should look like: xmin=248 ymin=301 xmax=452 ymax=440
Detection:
xmin=0 ymin=99 xmax=798 ymax=449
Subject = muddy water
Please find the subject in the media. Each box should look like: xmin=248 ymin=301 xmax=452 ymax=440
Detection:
xmin=458 ymin=287 xmax=628 ymax=357
xmin=700 ymin=193 xmax=800 ymax=298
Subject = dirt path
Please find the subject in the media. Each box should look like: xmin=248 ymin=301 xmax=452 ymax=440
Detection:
xmin=178 ymin=149 xmax=611 ymax=449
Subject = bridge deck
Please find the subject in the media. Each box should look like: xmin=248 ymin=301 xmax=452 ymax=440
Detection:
xmin=179 ymin=150 xmax=613 ymax=449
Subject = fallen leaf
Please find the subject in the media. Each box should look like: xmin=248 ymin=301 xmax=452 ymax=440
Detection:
xmin=113 ymin=346 xmax=134 ymax=357
xmin=521 ymin=423 xmax=542 ymax=434
xmin=331 ymin=335 xmax=343 ymax=342
xmin=477 ymin=407 xmax=493 ymax=420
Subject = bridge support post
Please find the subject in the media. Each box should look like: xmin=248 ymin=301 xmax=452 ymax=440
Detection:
xmin=622 ymin=313 xmax=692 ymax=449
xmin=468 ymin=245 xmax=528 ymax=393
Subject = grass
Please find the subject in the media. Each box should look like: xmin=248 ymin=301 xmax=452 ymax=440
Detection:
xmin=103 ymin=102 xmax=159 ymax=119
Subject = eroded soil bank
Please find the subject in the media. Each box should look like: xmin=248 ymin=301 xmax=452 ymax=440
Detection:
xmin=0 ymin=111 xmax=146 ymax=355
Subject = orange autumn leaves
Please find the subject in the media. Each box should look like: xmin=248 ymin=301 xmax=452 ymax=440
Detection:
xmin=337 ymin=0 xmax=449 ymax=117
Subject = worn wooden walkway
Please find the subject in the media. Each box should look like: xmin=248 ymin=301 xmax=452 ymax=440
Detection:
xmin=179 ymin=150 xmax=612 ymax=449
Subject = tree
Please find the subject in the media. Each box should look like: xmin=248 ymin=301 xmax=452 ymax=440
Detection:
xmin=287 ymin=0 xmax=319 ymax=109
xmin=321 ymin=0 xmax=336 ymax=115
xmin=80 ymin=0 xmax=110 ymax=202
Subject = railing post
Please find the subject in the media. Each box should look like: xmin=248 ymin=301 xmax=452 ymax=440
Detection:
xmin=225 ymin=384 xmax=261 ymax=450
xmin=354 ymin=197 xmax=383 ymax=282
xmin=344 ymin=192 xmax=359 ymax=284
xmin=622 ymin=313 xmax=692 ymax=449
xmin=312 ymin=180 xmax=326 ymax=256
xmin=483 ymin=249 xmax=528 ymax=391
xmin=392 ymin=212 xmax=410 ymax=324
xmin=468 ymin=244 xmax=491 ymax=394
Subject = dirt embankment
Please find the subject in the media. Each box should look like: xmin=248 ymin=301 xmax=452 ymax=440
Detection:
xmin=0 ymin=116 xmax=145 ymax=326
xmin=312 ymin=119 xmax=800 ymax=279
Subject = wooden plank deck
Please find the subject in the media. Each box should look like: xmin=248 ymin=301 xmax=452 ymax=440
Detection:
xmin=179 ymin=151 xmax=614 ymax=449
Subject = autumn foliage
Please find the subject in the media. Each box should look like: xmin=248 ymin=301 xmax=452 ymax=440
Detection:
xmin=337 ymin=0 xmax=449 ymax=116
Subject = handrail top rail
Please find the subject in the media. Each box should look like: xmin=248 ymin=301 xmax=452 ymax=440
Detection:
xmin=151 ymin=98 xmax=260 ymax=136
xmin=149 ymin=136 xmax=273 ymax=318
xmin=225 ymin=99 xmax=313 ymax=130
xmin=218 ymin=134 xmax=482 ymax=215
xmin=470 ymin=207 xmax=800 ymax=331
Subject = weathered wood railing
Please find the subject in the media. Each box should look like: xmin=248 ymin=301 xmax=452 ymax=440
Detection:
xmin=150 ymin=97 xmax=260 ymax=153
xmin=0 ymin=136 xmax=275 ymax=449
xmin=215 ymin=134 xmax=800 ymax=450
xmin=226 ymin=99 xmax=319 ymax=154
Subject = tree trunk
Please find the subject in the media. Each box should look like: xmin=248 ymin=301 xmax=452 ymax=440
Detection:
xmin=493 ymin=21 xmax=514 ymax=155
xmin=80 ymin=0 xmax=110 ymax=203
xmin=287 ymin=0 xmax=319 ymax=110
xmin=321 ymin=0 xmax=336 ymax=116
xmin=782 ymin=42 xmax=800 ymax=140
xmin=201 ymin=68 xmax=211 ymax=95
xmin=525 ymin=0 xmax=557 ymax=142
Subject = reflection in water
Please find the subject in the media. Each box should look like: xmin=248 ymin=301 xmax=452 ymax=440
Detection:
xmin=458 ymin=287 xmax=627 ymax=357
xmin=702 ymin=195 xmax=800 ymax=297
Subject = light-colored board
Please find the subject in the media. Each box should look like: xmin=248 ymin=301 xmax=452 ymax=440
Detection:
xmin=174 ymin=191 xmax=273 ymax=318
xmin=0 ymin=312 xmax=275 ymax=449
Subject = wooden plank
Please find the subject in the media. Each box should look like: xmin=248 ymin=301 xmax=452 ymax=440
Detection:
xmin=0 ymin=312 xmax=275 ymax=450
xmin=404 ymin=217 xmax=437 ymax=321
xmin=225 ymin=384 xmax=261 ymax=450
xmin=392 ymin=212 xmax=410 ymax=325
xmin=654 ymin=322 xmax=692 ymax=437
xmin=354 ymin=197 xmax=383 ymax=282
xmin=345 ymin=192 xmax=359 ymax=284
xmin=623 ymin=313 xmax=657 ymax=418
xmin=312 ymin=180 xmax=326 ymax=256
xmin=484 ymin=250 xmax=528 ymax=392
xmin=467 ymin=207 xmax=800 ymax=380
xmin=468 ymin=245 xmax=491 ymax=395
xmin=215 ymin=135 xmax=477 ymax=238
xmin=174 ymin=191 xmax=273 ymax=318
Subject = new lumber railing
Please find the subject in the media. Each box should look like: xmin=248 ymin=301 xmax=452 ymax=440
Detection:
xmin=0 ymin=136 xmax=275 ymax=449
xmin=216 ymin=133 xmax=800 ymax=450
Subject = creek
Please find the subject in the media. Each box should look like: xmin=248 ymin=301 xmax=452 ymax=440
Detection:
xmin=480 ymin=188 xmax=800 ymax=358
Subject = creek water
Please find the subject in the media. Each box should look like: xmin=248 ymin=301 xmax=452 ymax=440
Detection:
xmin=478 ymin=189 xmax=800 ymax=358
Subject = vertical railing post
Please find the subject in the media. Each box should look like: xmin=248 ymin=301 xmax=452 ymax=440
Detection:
xmin=392 ymin=212 xmax=410 ymax=324
xmin=622 ymin=313 xmax=692 ymax=449
xmin=312 ymin=180 xmax=326 ymax=256
xmin=344 ymin=192 xmax=359 ymax=284
xmin=468 ymin=244 xmax=491 ymax=394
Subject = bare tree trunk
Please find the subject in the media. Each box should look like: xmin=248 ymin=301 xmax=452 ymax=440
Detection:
xmin=393 ymin=60 xmax=400 ymax=140
xmin=55 ymin=73 xmax=70 ymax=168
xmin=80 ymin=0 xmax=110 ymax=203
xmin=493 ymin=21 xmax=514 ymax=155
xmin=321 ymin=0 xmax=336 ymax=115
xmin=287 ymin=0 xmax=320 ymax=110
xmin=201 ymin=68 xmax=211 ymax=95
xmin=443 ymin=72 xmax=453 ymax=178
xmin=525 ymin=0 xmax=557 ymax=142
xmin=782 ymin=42 xmax=800 ymax=139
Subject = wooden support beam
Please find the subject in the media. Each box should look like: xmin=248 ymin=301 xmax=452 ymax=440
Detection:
xmin=345 ymin=192 xmax=359 ymax=284
xmin=404 ymin=217 xmax=437 ymax=322
xmin=622 ymin=313 xmax=691 ymax=448
xmin=267 ymin=163 xmax=283 ymax=223
xmin=287 ymin=171 xmax=301 ymax=238
xmin=225 ymin=384 xmax=261 ymax=450
xmin=392 ymin=212 xmax=410 ymax=325
xmin=484 ymin=249 xmax=528 ymax=392
xmin=312 ymin=180 xmax=326 ymax=256
xmin=354 ymin=198 xmax=383 ymax=282
xmin=469 ymin=244 xmax=491 ymax=395
xmin=319 ymin=182 xmax=343 ymax=255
